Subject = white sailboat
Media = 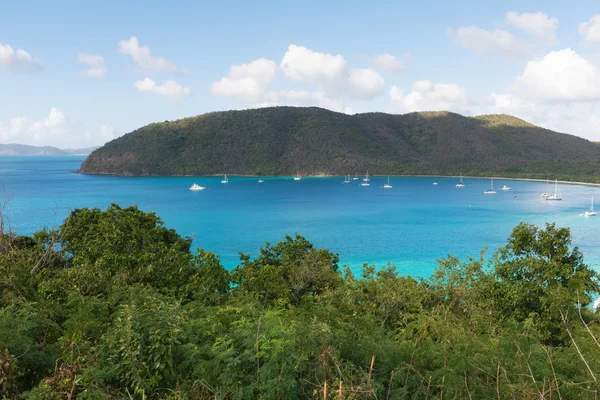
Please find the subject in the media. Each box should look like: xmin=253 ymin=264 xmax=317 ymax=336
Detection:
xmin=383 ymin=176 xmax=392 ymax=189
xmin=189 ymin=183 xmax=205 ymax=191
xmin=353 ymin=172 xmax=359 ymax=181
xmin=294 ymin=173 xmax=301 ymax=181
xmin=540 ymin=179 xmax=551 ymax=198
xmin=361 ymin=171 xmax=371 ymax=187
xmin=343 ymin=174 xmax=352 ymax=184
xmin=484 ymin=178 xmax=497 ymax=195
xmin=585 ymin=197 xmax=597 ymax=217
xmin=545 ymin=179 xmax=562 ymax=201
xmin=221 ymin=174 xmax=228 ymax=184
xmin=455 ymin=175 xmax=465 ymax=188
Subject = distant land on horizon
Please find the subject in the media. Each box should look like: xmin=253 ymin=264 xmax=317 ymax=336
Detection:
xmin=80 ymin=106 xmax=600 ymax=182
xmin=0 ymin=144 xmax=100 ymax=156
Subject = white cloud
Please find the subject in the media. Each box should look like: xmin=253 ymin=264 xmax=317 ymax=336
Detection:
xmin=505 ymin=12 xmax=558 ymax=44
xmin=210 ymin=58 xmax=277 ymax=102
xmin=77 ymin=53 xmax=106 ymax=78
xmin=280 ymin=44 xmax=346 ymax=84
xmin=447 ymin=27 xmax=533 ymax=60
xmin=514 ymin=48 xmax=600 ymax=102
xmin=118 ymin=36 xmax=185 ymax=74
xmin=0 ymin=42 xmax=43 ymax=72
xmin=347 ymin=68 xmax=385 ymax=99
xmin=579 ymin=15 xmax=600 ymax=43
xmin=279 ymin=44 xmax=385 ymax=99
xmin=371 ymin=54 xmax=404 ymax=73
xmin=389 ymin=80 xmax=468 ymax=113
xmin=471 ymin=49 xmax=600 ymax=141
xmin=0 ymin=108 xmax=115 ymax=148
xmin=482 ymin=92 xmax=600 ymax=140
xmin=134 ymin=78 xmax=191 ymax=101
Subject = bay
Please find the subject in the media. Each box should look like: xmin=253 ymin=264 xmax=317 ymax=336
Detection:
xmin=1 ymin=156 xmax=599 ymax=276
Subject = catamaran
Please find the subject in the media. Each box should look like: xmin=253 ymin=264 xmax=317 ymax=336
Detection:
xmin=221 ymin=174 xmax=228 ymax=184
xmin=383 ymin=176 xmax=392 ymax=189
xmin=294 ymin=173 xmax=301 ymax=181
xmin=456 ymin=175 xmax=465 ymax=188
xmin=343 ymin=174 xmax=352 ymax=184
xmin=484 ymin=178 xmax=497 ymax=195
xmin=545 ymin=179 xmax=562 ymax=201
xmin=189 ymin=183 xmax=205 ymax=191
xmin=361 ymin=171 xmax=371 ymax=187
xmin=585 ymin=197 xmax=597 ymax=217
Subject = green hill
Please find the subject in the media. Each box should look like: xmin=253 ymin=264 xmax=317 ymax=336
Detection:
xmin=80 ymin=106 xmax=600 ymax=182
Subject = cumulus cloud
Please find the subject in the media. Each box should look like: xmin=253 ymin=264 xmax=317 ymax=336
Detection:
xmin=0 ymin=42 xmax=43 ymax=72
xmin=513 ymin=48 xmax=600 ymax=102
xmin=471 ymin=49 xmax=600 ymax=141
xmin=280 ymin=44 xmax=346 ymax=84
xmin=371 ymin=54 xmax=404 ymax=73
xmin=77 ymin=53 xmax=106 ymax=78
xmin=505 ymin=12 xmax=558 ymax=44
xmin=389 ymin=80 xmax=468 ymax=113
xmin=347 ymin=68 xmax=385 ymax=99
xmin=279 ymin=44 xmax=385 ymax=99
xmin=210 ymin=58 xmax=278 ymax=102
xmin=579 ymin=15 xmax=600 ymax=43
xmin=0 ymin=108 xmax=116 ymax=148
xmin=134 ymin=78 xmax=191 ymax=101
xmin=447 ymin=27 xmax=533 ymax=60
xmin=118 ymin=37 xmax=185 ymax=74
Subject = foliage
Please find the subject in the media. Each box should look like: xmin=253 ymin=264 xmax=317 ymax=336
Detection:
xmin=80 ymin=106 xmax=600 ymax=182
xmin=1 ymin=205 xmax=600 ymax=399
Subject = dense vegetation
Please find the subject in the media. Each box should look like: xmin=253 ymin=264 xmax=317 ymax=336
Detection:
xmin=80 ymin=107 xmax=600 ymax=182
xmin=2 ymin=204 xmax=600 ymax=398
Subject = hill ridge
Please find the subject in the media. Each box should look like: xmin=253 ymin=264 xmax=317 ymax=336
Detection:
xmin=80 ymin=106 xmax=600 ymax=182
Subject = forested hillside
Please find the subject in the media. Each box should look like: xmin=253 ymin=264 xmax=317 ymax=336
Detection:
xmin=80 ymin=107 xmax=600 ymax=182
xmin=1 ymin=205 xmax=600 ymax=398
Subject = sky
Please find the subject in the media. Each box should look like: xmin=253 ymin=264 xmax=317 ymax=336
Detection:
xmin=1 ymin=0 xmax=600 ymax=148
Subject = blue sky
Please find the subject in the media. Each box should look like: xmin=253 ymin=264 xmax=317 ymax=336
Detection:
xmin=1 ymin=0 xmax=600 ymax=147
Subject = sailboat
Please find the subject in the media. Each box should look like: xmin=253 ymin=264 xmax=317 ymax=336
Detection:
xmin=540 ymin=179 xmax=551 ymax=198
xmin=294 ymin=173 xmax=301 ymax=181
xmin=383 ymin=176 xmax=392 ymax=189
xmin=343 ymin=174 xmax=352 ymax=184
xmin=585 ymin=197 xmax=597 ymax=217
xmin=484 ymin=178 xmax=496 ymax=195
xmin=455 ymin=175 xmax=465 ymax=188
xmin=545 ymin=179 xmax=562 ymax=201
xmin=221 ymin=174 xmax=228 ymax=184
xmin=361 ymin=171 xmax=371 ymax=187
xmin=353 ymin=172 xmax=359 ymax=181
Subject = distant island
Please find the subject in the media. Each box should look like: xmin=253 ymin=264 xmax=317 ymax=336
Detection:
xmin=80 ymin=106 xmax=600 ymax=182
xmin=0 ymin=144 xmax=99 ymax=156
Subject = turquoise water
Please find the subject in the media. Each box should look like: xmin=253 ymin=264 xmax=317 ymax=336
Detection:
xmin=1 ymin=156 xmax=599 ymax=276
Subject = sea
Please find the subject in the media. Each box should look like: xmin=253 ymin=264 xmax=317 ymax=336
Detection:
xmin=1 ymin=156 xmax=599 ymax=277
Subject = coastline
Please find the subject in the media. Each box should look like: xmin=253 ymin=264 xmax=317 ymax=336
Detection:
xmin=76 ymin=170 xmax=600 ymax=187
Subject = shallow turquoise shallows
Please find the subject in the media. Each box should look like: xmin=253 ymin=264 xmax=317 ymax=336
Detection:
xmin=1 ymin=156 xmax=599 ymax=276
